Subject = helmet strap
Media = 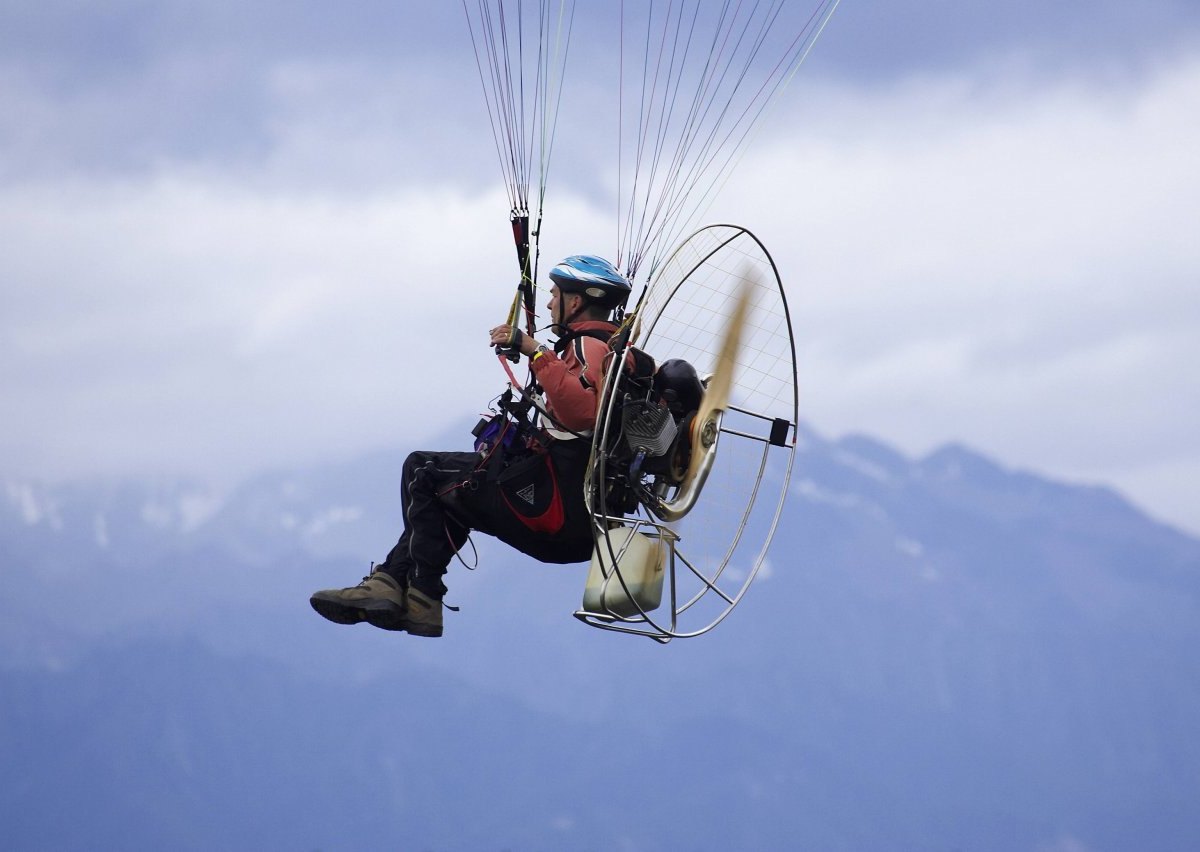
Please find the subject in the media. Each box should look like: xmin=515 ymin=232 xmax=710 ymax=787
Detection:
xmin=555 ymin=292 xmax=590 ymax=332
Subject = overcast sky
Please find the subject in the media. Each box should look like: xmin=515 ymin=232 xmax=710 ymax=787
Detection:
xmin=3 ymin=1 xmax=1199 ymax=534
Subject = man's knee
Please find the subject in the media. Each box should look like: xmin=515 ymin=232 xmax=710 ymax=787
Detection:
xmin=403 ymin=450 xmax=436 ymax=476
xmin=402 ymin=451 xmax=483 ymax=511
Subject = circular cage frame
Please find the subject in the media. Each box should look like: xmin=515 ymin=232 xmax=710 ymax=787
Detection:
xmin=575 ymin=224 xmax=799 ymax=641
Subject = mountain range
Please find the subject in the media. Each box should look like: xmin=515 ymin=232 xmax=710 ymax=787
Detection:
xmin=2 ymin=424 xmax=1198 ymax=851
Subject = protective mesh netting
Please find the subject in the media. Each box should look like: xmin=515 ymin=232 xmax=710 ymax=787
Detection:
xmin=585 ymin=224 xmax=798 ymax=637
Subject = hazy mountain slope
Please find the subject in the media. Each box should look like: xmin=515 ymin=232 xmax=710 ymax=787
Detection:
xmin=2 ymin=426 xmax=1198 ymax=850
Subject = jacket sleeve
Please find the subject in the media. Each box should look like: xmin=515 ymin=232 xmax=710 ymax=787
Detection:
xmin=530 ymin=338 xmax=611 ymax=432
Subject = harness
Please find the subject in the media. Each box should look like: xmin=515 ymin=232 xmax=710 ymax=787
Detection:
xmin=553 ymin=327 xmax=657 ymax=391
xmin=473 ymin=324 xmax=677 ymax=529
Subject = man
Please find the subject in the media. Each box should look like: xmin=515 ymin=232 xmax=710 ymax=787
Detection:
xmin=309 ymin=255 xmax=632 ymax=638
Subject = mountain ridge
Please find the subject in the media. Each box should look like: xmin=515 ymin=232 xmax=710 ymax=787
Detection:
xmin=3 ymin=424 xmax=1198 ymax=850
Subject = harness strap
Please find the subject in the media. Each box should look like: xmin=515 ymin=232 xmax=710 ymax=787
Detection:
xmin=573 ymin=337 xmax=594 ymax=389
xmin=553 ymin=327 xmax=614 ymax=353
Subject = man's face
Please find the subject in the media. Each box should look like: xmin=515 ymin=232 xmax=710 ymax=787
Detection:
xmin=548 ymin=285 xmax=578 ymax=331
xmin=548 ymin=284 xmax=562 ymax=326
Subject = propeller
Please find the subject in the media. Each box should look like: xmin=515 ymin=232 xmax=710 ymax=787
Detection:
xmin=652 ymin=266 xmax=756 ymax=521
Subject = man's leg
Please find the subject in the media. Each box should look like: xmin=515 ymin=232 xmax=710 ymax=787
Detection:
xmin=378 ymin=450 xmax=478 ymax=591
xmin=309 ymin=449 xmax=481 ymax=636
xmin=373 ymin=450 xmax=481 ymax=635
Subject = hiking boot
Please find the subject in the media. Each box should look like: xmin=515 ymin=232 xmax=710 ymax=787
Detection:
xmin=382 ymin=586 xmax=443 ymax=638
xmin=310 ymin=569 xmax=406 ymax=629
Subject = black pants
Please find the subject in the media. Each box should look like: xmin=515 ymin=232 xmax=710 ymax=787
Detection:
xmin=380 ymin=440 xmax=595 ymax=595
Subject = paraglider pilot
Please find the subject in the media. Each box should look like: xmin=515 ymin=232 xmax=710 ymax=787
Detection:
xmin=310 ymin=256 xmax=632 ymax=637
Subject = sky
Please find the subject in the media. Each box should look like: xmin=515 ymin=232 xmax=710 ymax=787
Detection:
xmin=2 ymin=1 xmax=1199 ymax=534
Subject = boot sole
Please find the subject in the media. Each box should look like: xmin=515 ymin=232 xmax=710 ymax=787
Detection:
xmin=399 ymin=621 xmax=443 ymax=638
xmin=310 ymin=593 xmax=370 ymax=625
xmin=310 ymin=593 xmax=405 ymax=628
xmin=310 ymin=592 xmax=440 ymax=637
xmin=364 ymin=602 xmax=443 ymax=637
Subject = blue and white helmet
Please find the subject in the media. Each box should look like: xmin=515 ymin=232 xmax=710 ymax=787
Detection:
xmin=548 ymin=255 xmax=631 ymax=310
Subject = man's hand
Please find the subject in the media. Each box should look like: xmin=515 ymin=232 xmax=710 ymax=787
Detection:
xmin=489 ymin=325 xmax=539 ymax=357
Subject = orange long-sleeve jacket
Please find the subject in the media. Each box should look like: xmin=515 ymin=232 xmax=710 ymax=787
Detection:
xmin=529 ymin=320 xmax=619 ymax=434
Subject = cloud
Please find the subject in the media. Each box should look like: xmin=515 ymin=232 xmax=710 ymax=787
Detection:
xmin=809 ymin=0 xmax=1200 ymax=81
xmin=2 ymin=7 xmax=1199 ymax=535
xmin=0 ymin=3 xmax=479 ymax=185
xmin=714 ymin=53 xmax=1200 ymax=530
xmin=0 ymin=174 xmax=570 ymax=483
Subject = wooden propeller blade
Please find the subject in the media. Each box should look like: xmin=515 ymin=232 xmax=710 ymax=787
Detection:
xmin=684 ymin=267 xmax=756 ymax=481
xmin=653 ymin=266 xmax=758 ymax=522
